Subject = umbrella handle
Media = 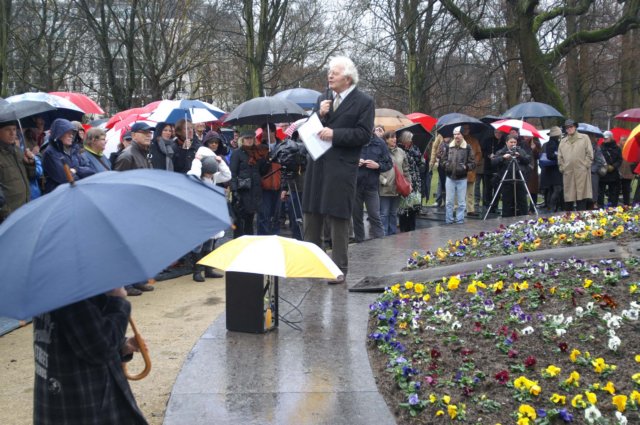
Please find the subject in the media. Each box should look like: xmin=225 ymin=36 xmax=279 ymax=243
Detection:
xmin=122 ymin=317 xmax=152 ymax=381
xmin=63 ymin=164 xmax=76 ymax=186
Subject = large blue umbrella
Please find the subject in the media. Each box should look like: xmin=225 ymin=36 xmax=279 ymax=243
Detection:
xmin=577 ymin=123 xmax=604 ymax=137
xmin=146 ymin=99 xmax=226 ymax=124
xmin=501 ymin=101 xmax=564 ymax=119
xmin=0 ymin=169 xmax=230 ymax=320
xmin=273 ymin=88 xmax=321 ymax=109
xmin=6 ymin=92 xmax=85 ymax=127
xmin=435 ymin=112 xmax=488 ymax=137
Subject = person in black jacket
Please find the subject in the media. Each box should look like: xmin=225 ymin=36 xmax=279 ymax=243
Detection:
xmin=229 ymin=132 xmax=269 ymax=238
xmin=540 ymin=126 xmax=563 ymax=212
xmin=149 ymin=122 xmax=175 ymax=171
xmin=598 ymin=131 xmax=622 ymax=207
xmin=172 ymin=118 xmax=200 ymax=173
xmin=491 ymin=136 xmax=531 ymax=217
xmin=352 ymin=132 xmax=392 ymax=242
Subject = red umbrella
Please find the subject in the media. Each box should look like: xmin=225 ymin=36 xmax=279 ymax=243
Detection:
xmin=611 ymin=127 xmax=632 ymax=144
xmin=49 ymin=92 xmax=105 ymax=115
xmin=622 ymin=124 xmax=640 ymax=162
xmin=406 ymin=112 xmax=437 ymax=132
xmin=615 ymin=108 xmax=640 ymax=123
xmin=491 ymin=119 xmax=544 ymax=139
xmin=105 ymin=101 xmax=162 ymax=129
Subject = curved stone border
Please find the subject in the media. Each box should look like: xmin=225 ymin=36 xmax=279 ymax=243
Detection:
xmin=350 ymin=241 xmax=637 ymax=292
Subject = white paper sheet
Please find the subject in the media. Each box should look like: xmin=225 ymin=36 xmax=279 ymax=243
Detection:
xmin=298 ymin=113 xmax=332 ymax=160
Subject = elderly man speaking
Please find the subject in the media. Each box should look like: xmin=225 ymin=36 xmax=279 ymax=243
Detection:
xmin=302 ymin=56 xmax=375 ymax=284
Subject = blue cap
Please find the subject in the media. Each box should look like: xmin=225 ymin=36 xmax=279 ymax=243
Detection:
xmin=130 ymin=122 xmax=153 ymax=133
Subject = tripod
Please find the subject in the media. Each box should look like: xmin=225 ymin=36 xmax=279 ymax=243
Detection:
xmin=483 ymin=155 xmax=538 ymax=220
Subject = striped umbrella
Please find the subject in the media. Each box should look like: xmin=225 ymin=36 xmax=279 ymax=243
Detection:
xmin=199 ymin=235 xmax=343 ymax=279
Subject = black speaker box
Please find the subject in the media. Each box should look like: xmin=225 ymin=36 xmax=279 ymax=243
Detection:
xmin=225 ymin=271 xmax=278 ymax=333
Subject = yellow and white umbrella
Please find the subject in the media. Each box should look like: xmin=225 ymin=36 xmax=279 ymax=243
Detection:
xmin=198 ymin=235 xmax=343 ymax=279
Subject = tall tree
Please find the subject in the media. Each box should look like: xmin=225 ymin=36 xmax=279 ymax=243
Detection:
xmin=440 ymin=0 xmax=640 ymax=116
xmin=0 ymin=0 xmax=11 ymax=97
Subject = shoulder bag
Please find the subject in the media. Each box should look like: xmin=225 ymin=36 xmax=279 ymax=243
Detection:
xmin=394 ymin=164 xmax=411 ymax=197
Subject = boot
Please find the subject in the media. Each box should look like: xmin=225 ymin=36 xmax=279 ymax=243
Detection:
xmin=193 ymin=264 xmax=205 ymax=282
xmin=205 ymin=267 xmax=223 ymax=278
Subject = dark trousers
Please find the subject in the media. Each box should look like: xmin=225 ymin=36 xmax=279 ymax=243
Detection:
xmin=422 ymin=170 xmax=432 ymax=202
xmin=598 ymin=179 xmax=620 ymax=207
xmin=352 ymin=186 xmax=384 ymax=242
xmin=257 ymin=190 xmax=281 ymax=235
xmin=285 ymin=190 xmax=303 ymax=240
xmin=500 ymin=181 xmax=528 ymax=217
xmin=234 ymin=212 xmax=255 ymax=238
xmin=621 ymin=179 xmax=632 ymax=205
xmin=565 ymin=199 xmax=589 ymax=211
xmin=304 ymin=213 xmax=350 ymax=273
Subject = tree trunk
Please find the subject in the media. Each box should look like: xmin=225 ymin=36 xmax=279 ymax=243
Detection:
xmin=0 ymin=1 xmax=10 ymax=97
xmin=620 ymin=28 xmax=639 ymax=112
xmin=504 ymin=2 xmax=522 ymax=107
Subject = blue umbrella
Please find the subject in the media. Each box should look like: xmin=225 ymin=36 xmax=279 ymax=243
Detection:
xmin=435 ymin=112 xmax=488 ymax=137
xmin=501 ymin=101 xmax=564 ymax=119
xmin=577 ymin=123 xmax=604 ymax=137
xmin=273 ymin=88 xmax=321 ymax=109
xmin=0 ymin=169 xmax=230 ymax=320
xmin=146 ymin=99 xmax=226 ymax=124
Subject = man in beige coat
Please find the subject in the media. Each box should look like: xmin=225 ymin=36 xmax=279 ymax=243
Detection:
xmin=557 ymin=119 xmax=593 ymax=211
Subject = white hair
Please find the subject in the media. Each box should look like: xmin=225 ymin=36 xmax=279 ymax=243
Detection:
xmin=329 ymin=56 xmax=359 ymax=86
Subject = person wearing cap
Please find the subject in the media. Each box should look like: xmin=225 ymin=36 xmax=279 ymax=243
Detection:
xmin=81 ymin=128 xmax=111 ymax=173
xmin=114 ymin=122 xmax=155 ymax=295
xmin=557 ymin=119 xmax=593 ymax=211
xmin=187 ymin=150 xmax=231 ymax=281
xmin=42 ymin=118 xmax=94 ymax=194
xmin=598 ymin=130 xmax=622 ymax=207
xmin=149 ymin=122 xmax=175 ymax=171
xmin=109 ymin=131 xmax=133 ymax=166
xmin=114 ymin=122 xmax=153 ymax=172
xmin=441 ymin=126 xmax=476 ymax=224
xmin=0 ymin=120 xmax=35 ymax=223
xmin=539 ymin=126 xmax=564 ymax=212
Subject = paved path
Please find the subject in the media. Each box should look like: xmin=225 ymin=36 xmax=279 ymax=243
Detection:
xmin=163 ymin=215 xmax=527 ymax=425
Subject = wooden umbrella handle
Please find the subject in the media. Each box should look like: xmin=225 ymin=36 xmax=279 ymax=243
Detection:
xmin=122 ymin=317 xmax=152 ymax=381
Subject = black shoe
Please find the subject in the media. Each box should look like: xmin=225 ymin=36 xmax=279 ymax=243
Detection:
xmin=328 ymin=275 xmax=346 ymax=285
xmin=204 ymin=267 xmax=223 ymax=278
xmin=193 ymin=270 xmax=205 ymax=282
xmin=134 ymin=283 xmax=154 ymax=292
xmin=126 ymin=286 xmax=143 ymax=296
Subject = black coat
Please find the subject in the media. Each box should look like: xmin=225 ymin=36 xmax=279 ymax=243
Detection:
xmin=356 ymin=135 xmax=392 ymax=190
xmin=540 ymin=137 xmax=563 ymax=188
xmin=600 ymin=141 xmax=622 ymax=182
xmin=302 ymin=87 xmax=375 ymax=219
xmin=229 ymin=147 xmax=268 ymax=214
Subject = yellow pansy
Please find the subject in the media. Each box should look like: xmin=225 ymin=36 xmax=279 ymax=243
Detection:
xmin=391 ymin=284 xmax=400 ymax=295
xmin=565 ymin=371 xmax=580 ymax=387
xmin=466 ymin=282 xmax=477 ymax=294
xmin=633 ymin=373 xmax=640 ymax=385
xmin=435 ymin=410 xmax=444 ymax=416
xmin=429 ymin=394 xmax=437 ymax=403
xmin=404 ymin=281 xmax=414 ymax=290
xmin=447 ymin=404 xmax=457 ymax=419
xmin=571 ymin=394 xmax=586 ymax=408
xmin=518 ymin=404 xmax=537 ymax=419
xmin=612 ymin=394 xmax=628 ymax=412
xmin=422 ymin=294 xmax=431 ymax=302
xmin=592 ymin=358 xmax=606 ymax=373
xmin=630 ymin=390 xmax=640 ymax=404
xmin=550 ymin=393 xmax=566 ymax=404
xmin=583 ymin=279 xmax=593 ymax=288
xmin=414 ymin=283 xmax=424 ymax=294
xmin=530 ymin=384 xmax=541 ymax=396
xmin=435 ymin=283 xmax=444 ymax=295
xmin=545 ymin=365 xmax=561 ymax=377
xmin=603 ymin=381 xmax=616 ymax=395
xmin=493 ymin=280 xmax=504 ymax=292
xmin=447 ymin=275 xmax=460 ymax=291
xmin=631 ymin=284 xmax=638 ymax=294
xmin=570 ymin=349 xmax=581 ymax=362
xmin=635 ymin=354 xmax=640 ymax=363
xmin=585 ymin=391 xmax=597 ymax=405
xmin=442 ymin=395 xmax=451 ymax=405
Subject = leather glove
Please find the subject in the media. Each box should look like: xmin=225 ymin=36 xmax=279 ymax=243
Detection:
xmin=607 ymin=165 xmax=614 ymax=173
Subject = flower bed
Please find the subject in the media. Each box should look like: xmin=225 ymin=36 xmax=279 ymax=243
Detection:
xmin=369 ymin=253 xmax=640 ymax=423
xmin=406 ymin=206 xmax=640 ymax=270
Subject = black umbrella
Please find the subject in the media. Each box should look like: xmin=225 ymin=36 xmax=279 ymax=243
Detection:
xmin=435 ymin=113 xmax=488 ymax=137
xmin=480 ymin=114 xmax=502 ymax=123
xmin=224 ymin=96 xmax=307 ymax=126
xmin=501 ymin=101 xmax=564 ymax=119
xmin=395 ymin=123 xmax=433 ymax=154
xmin=0 ymin=97 xmax=56 ymax=123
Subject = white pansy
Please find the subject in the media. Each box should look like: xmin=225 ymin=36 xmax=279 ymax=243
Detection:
xmin=441 ymin=311 xmax=452 ymax=323
xmin=608 ymin=335 xmax=621 ymax=351
xmin=575 ymin=307 xmax=584 ymax=318
xmin=551 ymin=314 xmax=565 ymax=326
xmin=451 ymin=321 xmax=461 ymax=330
xmin=602 ymin=312 xmax=612 ymax=321
xmin=616 ymin=411 xmax=628 ymax=425
xmin=586 ymin=302 xmax=595 ymax=312
xmin=521 ymin=326 xmax=534 ymax=335
xmin=607 ymin=315 xmax=623 ymax=329
xmin=622 ymin=309 xmax=638 ymax=321
xmin=630 ymin=301 xmax=640 ymax=311
xmin=556 ymin=328 xmax=566 ymax=337
xmin=564 ymin=316 xmax=573 ymax=325
xmin=584 ymin=405 xmax=602 ymax=424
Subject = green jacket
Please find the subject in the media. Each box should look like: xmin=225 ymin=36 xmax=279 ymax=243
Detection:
xmin=0 ymin=143 xmax=34 ymax=222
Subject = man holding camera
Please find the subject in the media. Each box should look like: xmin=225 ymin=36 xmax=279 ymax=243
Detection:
xmin=491 ymin=136 xmax=531 ymax=217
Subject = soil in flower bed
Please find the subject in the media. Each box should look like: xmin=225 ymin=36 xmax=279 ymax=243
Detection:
xmin=368 ymin=256 xmax=640 ymax=424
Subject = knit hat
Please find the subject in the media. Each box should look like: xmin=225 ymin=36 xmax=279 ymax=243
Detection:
xmin=201 ymin=156 xmax=219 ymax=175
xmin=548 ymin=126 xmax=562 ymax=137
xmin=203 ymin=131 xmax=222 ymax=146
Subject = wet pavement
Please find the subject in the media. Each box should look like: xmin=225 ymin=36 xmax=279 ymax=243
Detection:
xmin=163 ymin=211 xmax=539 ymax=425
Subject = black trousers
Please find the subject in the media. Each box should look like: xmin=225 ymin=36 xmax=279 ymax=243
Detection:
xmin=598 ymin=179 xmax=620 ymax=207
xmin=399 ymin=209 xmax=417 ymax=232
xmin=500 ymin=181 xmax=528 ymax=217
xmin=233 ymin=213 xmax=255 ymax=238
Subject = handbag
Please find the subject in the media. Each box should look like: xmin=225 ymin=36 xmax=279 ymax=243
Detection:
xmin=539 ymin=152 xmax=557 ymax=167
xmin=237 ymin=177 xmax=252 ymax=190
xmin=394 ymin=164 xmax=411 ymax=197
xmin=597 ymin=165 xmax=607 ymax=177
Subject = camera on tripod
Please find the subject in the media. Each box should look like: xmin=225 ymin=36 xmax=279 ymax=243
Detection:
xmin=272 ymin=139 xmax=307 ymax=181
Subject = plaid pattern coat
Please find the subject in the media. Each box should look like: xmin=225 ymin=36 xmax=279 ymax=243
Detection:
xmin=33 ymin=295 xmax=148 ymax=425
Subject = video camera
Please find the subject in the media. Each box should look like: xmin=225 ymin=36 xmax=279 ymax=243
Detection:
xmin=272 ymin=139 xmax=307 ymax=180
